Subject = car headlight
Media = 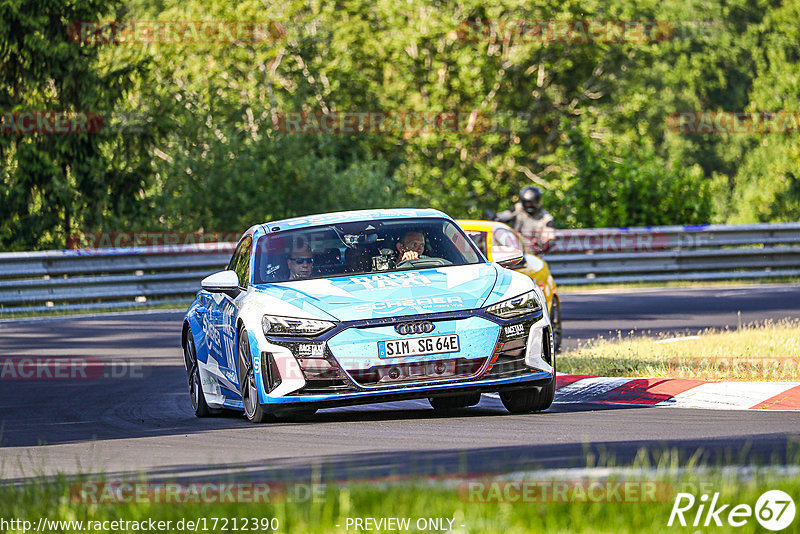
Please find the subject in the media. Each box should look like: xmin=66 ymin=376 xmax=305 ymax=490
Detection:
xmin=485 ymin=290 xmax=542 ymax=319
xmin=261 ymin=315 xmax=336 ymax=337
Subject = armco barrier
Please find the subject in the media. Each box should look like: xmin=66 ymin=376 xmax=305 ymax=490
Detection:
xmin=542 ymin=222 xmax=800 ymax=285
xmin=0 ymin=243 xmax=234 ymax=314
xmin=0 ymin=223 xmax=797 ymax=313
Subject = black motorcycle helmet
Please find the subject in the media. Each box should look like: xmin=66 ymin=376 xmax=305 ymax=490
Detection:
xmin=519 ymin=186 xmax=542 ymax=215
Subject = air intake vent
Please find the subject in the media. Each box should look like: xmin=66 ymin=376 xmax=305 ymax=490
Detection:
xmin=261 ymin=352 xmax=282 ymax=392
xmin=542 ymin=327 xmax=553 ymax=366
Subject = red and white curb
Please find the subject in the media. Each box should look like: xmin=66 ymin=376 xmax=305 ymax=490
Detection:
xmin=551 ymin=375 xmax=800 ymax=411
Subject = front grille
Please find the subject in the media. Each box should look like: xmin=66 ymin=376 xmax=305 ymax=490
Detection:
xmin=348 ymin=357 xmax=485 ymax=386
xmin=290 ymin=379 xmax=358 ymax=395
xmin=264 ymin=342 xmax=362 ymax=395
xmin=487 ymin=355 xmax=529 ymax=378
xmin=486 ymin=336 xmax=530 ymax=378
xmin=295 ymin=347 xmax=359 ymax=394
xmin=485 ymin=326 xmax=553 ymax=378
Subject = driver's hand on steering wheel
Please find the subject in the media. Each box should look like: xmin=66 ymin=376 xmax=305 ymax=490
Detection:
xmin=400 ymin=250 xmax=420 ymax=261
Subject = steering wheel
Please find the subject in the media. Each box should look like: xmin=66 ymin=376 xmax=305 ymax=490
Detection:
xmin=395 ymin=257 xmax=452 ymax=269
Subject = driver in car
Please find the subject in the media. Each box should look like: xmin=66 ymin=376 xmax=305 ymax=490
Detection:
xmin=396 ymin=231 xmax=426 ymax=262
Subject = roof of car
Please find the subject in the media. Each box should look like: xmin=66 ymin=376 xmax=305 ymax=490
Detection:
xmin=260 ymin=208 xmax=450 ymax=232
xmin=456 ymin=219 xmax=505 ymax=231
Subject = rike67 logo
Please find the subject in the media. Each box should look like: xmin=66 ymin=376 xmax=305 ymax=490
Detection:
xmin=668 ymin=490 xmax=796 ymax=531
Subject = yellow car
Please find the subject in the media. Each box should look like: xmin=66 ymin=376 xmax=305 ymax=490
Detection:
xmin=457 ymin=219 xmax=561 ymax=352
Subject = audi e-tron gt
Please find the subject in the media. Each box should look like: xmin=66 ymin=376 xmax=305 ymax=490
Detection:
xmin=182 ymin=209 xmax=556 ymax=422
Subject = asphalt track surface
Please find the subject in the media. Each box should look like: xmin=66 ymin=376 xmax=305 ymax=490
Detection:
xmin=1 ymin=285 xmax=799 ymax=483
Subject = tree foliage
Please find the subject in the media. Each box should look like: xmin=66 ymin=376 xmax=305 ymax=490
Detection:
xmin=0 ymin=0 xmax=163 ymax=249
xmin=1 ymin=0 xmax=798 ymax=249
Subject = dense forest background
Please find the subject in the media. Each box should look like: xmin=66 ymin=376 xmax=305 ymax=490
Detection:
xmin=1 ymin=0 xmax=799 ymax=250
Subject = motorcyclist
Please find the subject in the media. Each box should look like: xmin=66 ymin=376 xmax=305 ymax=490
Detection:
xmin=494 ymin=186 xmax=555 ymax=254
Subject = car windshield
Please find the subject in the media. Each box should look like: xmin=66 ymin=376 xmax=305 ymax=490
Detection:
xmin=253 ymin=217 xmax=483 ymax=284
xmin=464 ymin=230 xmax=488 ymax=256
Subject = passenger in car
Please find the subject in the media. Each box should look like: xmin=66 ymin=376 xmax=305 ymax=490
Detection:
xmin=287 ymin=244 xmax=314 ymax=280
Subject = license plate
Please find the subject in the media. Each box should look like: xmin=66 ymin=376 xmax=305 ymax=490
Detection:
xmin=377 ymin=334 xmax=460 ymax=359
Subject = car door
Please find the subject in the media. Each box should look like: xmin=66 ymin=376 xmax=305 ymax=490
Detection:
xmin=206 ymin=236 xmax=251 ymax=381
xmin=219 ymin=235 xmax=251 ymax=378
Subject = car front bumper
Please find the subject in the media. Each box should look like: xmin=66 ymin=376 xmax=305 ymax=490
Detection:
xmin=250 ymin=307 xmax=554 ymax=413
xmin=259 ymin=372 xmax=554 ymax=412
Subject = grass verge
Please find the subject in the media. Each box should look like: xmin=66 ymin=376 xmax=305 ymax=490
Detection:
xmin=562 ymin=319 xmax=800 ymax=381
xmin=2 ymin=465 xmax=798 ymax=533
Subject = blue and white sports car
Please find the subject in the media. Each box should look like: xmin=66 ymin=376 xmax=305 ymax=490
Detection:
xmin=182 ymin=209 xmax=556 ymax=423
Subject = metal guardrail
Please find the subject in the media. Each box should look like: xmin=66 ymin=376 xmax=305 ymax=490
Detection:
xmin=542 ymin=222 xmax=800 ymax=285
xmin=0 ymin=244 xmax=234 ymax=314
xmin=0 ymin=223 xmax=797 ymax=313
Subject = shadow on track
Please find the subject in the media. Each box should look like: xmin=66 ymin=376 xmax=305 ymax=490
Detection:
xmin=0 ymin=363 xmax=651 ymax=448
xmin=10 ymin=433 xmax=797 ymax=486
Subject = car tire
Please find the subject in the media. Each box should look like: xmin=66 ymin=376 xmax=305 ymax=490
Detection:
xmin=184 ymin=329 xmax=212 ymax=418
xmin=500 ymin=376 xmax=555 ymax=414
xmin=550 ymin=295 xmax=562 ymax=354
xmin=535 ymin=376 xmax=556 ymax=411
xmin=238 ymin=325 xmax=271 ymax=424
xmin=428 ymin=393 xmax=481 ymax=411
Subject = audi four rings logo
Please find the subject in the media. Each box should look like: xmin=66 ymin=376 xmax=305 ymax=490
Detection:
xmin=395 ymin=321 xmax=435 ymax=335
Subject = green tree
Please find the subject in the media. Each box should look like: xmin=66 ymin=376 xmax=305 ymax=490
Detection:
xmin=5 ymin=0 xmax=800 ymax=251
xmin=542 ymin=120 xmax=711 ymax=228
xmin=0 ymin=0 xmax=160 ymax=250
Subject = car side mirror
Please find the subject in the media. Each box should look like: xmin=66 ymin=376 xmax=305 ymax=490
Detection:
xmin=492 ymin=248 xmax=524 ymax=268
xmin=201 ymin=270 xmax=241 ymax=298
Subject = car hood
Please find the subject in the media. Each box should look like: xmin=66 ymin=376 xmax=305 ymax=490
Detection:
xmin=251 ymin=263 xmax=506 ymax=321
